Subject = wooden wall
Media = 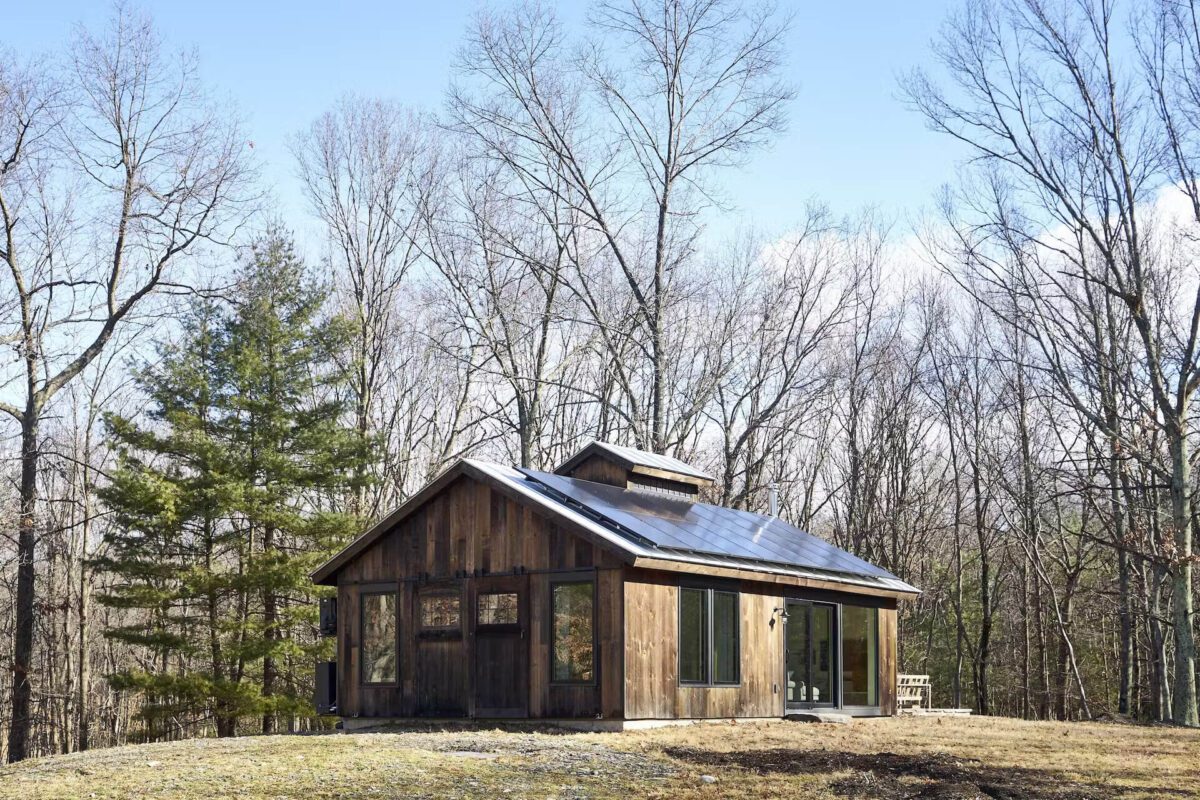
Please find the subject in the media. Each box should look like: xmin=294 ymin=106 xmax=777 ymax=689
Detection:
xmin=565 ymin=454 xmax=630 ymax=488
xmin=623 ymin=570 xmax=785 ymax=719
xmin=878 ymin=607 xmax=898 ymax=715
xmin=622 ymin=567 xmax=901 ymax=720
xmin=336 ymin=474 xmax=625 ymax=719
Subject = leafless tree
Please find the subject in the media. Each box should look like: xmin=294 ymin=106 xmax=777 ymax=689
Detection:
xmin=451 ymin=0 xmax=792 ymax=454
xmin=0 ymin=9 xmax=253 ymax=760
xmin=293 ymin=96 xmax=429 ymax=516
xmin=906 ymin=0 xmax=1198 ymax=726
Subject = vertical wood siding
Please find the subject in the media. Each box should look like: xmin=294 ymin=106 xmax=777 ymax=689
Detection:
xmin=622 ymin=568 xmax=901 ymax=719
xmin=336 ymin=475 xmax=625 ymax=719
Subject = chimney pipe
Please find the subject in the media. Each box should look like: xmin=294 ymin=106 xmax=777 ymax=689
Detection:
xmin=768 ymin=483 xmax=779 ymax=517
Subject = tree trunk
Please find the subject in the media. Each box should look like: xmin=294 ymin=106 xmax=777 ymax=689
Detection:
xmin=1168 ymin=434 xmax=1199 ymax=726
xmin=77 ymin=506 xmax=91 ymax=752
xmin=8 ymin=415 xmax=39 ymax=763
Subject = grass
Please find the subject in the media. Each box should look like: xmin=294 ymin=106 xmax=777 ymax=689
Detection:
xmin=0 ymin=715 xmax=1196 ymax=800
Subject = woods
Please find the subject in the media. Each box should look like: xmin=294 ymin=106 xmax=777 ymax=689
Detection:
xmin=3 ymin=0 xmax=1200 ymax=762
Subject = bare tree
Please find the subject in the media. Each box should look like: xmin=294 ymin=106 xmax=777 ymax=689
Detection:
xmin=293 ymin=96 xmax=429 ymax=516
xmin=451 ymin=0 xmax=792 ymax=454
xmin=0 ymin=9 xmax=253 ymax=760
xmin=906 ymin=0 xmax=1198 ymax=726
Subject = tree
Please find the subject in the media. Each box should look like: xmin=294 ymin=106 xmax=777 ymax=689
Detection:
xmin=0 ymin=9 xmax=252 ymax=761
xmin=97 ymin=231 xmax=365 ymax=738
xmin=95 ymin=301 xmax=255 ymax=739
xmin=293 ymin=96 xmax=430 ymax=517
xmin=220 ymin=232 xmax=368 ymax=733
xmin=906 ymin=0 xmax=1199 ymax=727
xmin=451 ymin=0 xmax=792 ymax=454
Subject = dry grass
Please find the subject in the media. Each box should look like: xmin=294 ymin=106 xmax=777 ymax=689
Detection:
xmin=0 ymin=715 xmax=1195 ymax=800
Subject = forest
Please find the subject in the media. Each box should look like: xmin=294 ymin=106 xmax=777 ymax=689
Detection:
xmin=3 ymin=0 xmax=1200 ymax=763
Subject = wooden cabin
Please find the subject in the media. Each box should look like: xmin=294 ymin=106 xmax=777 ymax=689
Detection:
xmin=311 ymin=441 xmax=919 ymax=726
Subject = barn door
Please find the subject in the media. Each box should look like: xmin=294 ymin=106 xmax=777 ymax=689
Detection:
xmin=471 ymin=575 xmax=529 ymax=717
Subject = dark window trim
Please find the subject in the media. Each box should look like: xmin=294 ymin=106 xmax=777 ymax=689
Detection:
xmin=549 ymin=578 xmax=598 ymax=687
xmin=785 ymin=599 xmax=841 ymax=708
xmin=840 ymin=603 xmax=880 ymax=708
xmin=359 ymin=588 xmax=399 ymax=688
xmin=417 ymin=587 xmax=463 ymax=638
xmin=678 ymin=585 xmax=741 ymax=688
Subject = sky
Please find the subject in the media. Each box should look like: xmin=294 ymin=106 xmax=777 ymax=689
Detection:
xmin=7 ymin=0 xmax=965 ymax=250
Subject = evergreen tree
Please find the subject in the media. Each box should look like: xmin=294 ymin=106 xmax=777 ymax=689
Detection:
xmin=97 ymin=230 xmax=367 ymax=737
xmin=220 ymin=231 xmax=368 ymax=733
xmin=96 ymin=301 xmax=258 ymax=739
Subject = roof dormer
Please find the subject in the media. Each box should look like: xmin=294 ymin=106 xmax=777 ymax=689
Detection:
xmin=554 ymin=440 xmax=713 ymax=497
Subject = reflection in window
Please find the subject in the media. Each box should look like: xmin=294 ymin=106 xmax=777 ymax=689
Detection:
xmin=552 ymin=582 xmax=594 ymax=682
xmin=712 ymin=591 xmax=739 ymax=684
xmin=477 ymin=592 xmax=519 ymax=625
xmin=680 ymin=587 xmax=740 ymax=685
xmin=842 ymin=605 xmax=878 ymax=706
xmin=420 ymin=593 xmax=461 ymax=630
xmin=679 ymin=588 xmax=709 ymax=683
xmin=360 ymin=592 xmax=397 ymax=684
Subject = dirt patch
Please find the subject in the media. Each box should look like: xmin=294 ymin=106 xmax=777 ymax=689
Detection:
xmin=662 ymin=746 xmax=1186 ymax=800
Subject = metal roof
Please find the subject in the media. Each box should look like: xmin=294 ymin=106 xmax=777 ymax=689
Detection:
xmin=312 ymin=456 xmax=919 ymax=596
xmin=555 ymin=441 xmax=715 ymax=482
xmin=519 ymin=468 xmax=914 ymax=590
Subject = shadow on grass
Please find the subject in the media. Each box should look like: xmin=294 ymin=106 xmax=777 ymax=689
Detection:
xmin=662 ymin=746 xmax=1191 ymax=800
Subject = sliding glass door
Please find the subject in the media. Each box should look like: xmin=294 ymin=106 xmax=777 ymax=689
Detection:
xmin=785 ymin=601 xmax=836 ymax=707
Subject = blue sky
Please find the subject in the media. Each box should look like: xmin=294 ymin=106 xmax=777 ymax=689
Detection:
xmin=10 ymin=1 xmax=964 ymax=247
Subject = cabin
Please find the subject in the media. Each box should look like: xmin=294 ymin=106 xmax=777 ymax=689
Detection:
xmin=311 ymin=441 xmax=919 ymax=726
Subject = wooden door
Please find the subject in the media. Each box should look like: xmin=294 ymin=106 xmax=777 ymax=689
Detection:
xmin=471 ymin=575 xmax=529 ymax=717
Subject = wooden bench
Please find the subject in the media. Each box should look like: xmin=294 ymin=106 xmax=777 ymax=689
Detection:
xmin=897 ymin=674 xmax=931 ymax=712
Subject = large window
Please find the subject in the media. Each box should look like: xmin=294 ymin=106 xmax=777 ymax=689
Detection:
xmin=679 ymin=587 xmax=740 ymax=685
xmin=551 ymin=581 xmax=594 ymax=683
xmin=842 ymin=605 xmax=878 ymax=706
xmin=360 ymin=591 xmax=397 ymax=685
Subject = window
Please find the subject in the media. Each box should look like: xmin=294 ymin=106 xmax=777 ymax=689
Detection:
xmin=420 ymin=592 xmax=461 ymax=631
xmin=360 ymin=591 xmax=397 ymax=685
xmin=679 ymin=587 xmax=739 ymax=685
xmin=679 ymin=588 xmax=708 ymax=683
xmin=842 ymin=605 xmax=878 ymax=706
xmin=477 ymin=592 xmax=519 ymax=626
xmin=552 ymin=582 xmax=594 ymax=683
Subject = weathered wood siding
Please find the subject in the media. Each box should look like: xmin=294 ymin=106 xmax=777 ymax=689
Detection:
xmin=622 ymin=568 xmax=900 ymax=719
xmin=623 ymin=569 xmax=785 ymax=719
xmin=337 ymin=475 xmax=625 ymax=719
xmin=565 ymin=454 xmax=630 ymax=487
xmin=879 ymin=607 xmax=898 ymax=715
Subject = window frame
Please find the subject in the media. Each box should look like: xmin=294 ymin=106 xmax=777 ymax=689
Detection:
xmin=839 ymin=604 xmax=880 ymax=708
xmin=417 ymin=587 xmax=463 ymax=639
xmin=549 ymin=578 xmax=598 ymax=686
xmin=358 ymin=588 xmax=399 ymax=687
xmin=677 ymin=585 xmax=741 ymax=687
xmin=475 ymin=590 xmax=521 ymax=630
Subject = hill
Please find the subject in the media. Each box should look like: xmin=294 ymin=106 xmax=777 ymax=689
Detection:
xmin=0 ymin=715 xmax=1195 ymax=799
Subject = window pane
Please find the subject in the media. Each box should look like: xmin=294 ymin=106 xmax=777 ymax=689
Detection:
xmin=420 ymin=594 xmax=460 ymax=629
xmin=842 ymin=605 xmax=878 ymax=706
xmin=712 ymin=591 xmax=739 ymax=684
xmin=361 ymin=592 xmax=397 ymax=684
xmin=552 ymin=583 xmax=594 ymax=682
xmin=477 ymin=592 xmax=519 ymax=625
xmin=679 ymin=588 xmax=708 ymax=683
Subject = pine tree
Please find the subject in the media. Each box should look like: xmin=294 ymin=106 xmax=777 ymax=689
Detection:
xmin=98 ymin=230 xmax=368 ymax=737
xmin=220 ymin=231 xmax=368 ymax=733
xmin=96 ymin=301 xmax=259 ymax=739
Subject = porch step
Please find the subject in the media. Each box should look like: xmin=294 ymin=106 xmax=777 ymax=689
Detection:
xmin=784 ymin=711 xmax=852 ymax=724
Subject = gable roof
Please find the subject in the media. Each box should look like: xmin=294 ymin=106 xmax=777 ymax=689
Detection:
xmin=555 ymin=440 xmax=715 ymax=482
xmin=311 ymin=457 xmax=919 ymax=598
